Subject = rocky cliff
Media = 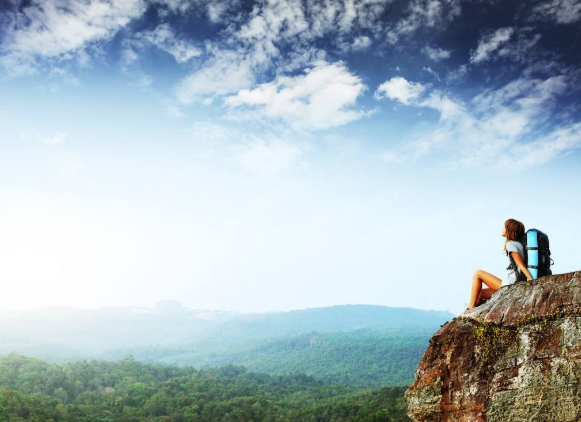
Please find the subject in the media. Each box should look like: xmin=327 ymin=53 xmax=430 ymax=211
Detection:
xmin=405 ymin=270 xmax=581 ymax=422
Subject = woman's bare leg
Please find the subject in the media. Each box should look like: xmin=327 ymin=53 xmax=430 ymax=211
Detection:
xmin=476 ymin=288 xmax=495 ymax=305
xmin=469 ymin=270 xmax=502 ymax=308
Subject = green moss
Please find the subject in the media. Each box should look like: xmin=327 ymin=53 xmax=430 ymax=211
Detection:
xmin=458 ymin=309 xmax=566 ymax=373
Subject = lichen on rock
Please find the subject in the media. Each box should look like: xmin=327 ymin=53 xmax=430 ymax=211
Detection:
xmin=405 ymin=271 xmax=581 ymax=422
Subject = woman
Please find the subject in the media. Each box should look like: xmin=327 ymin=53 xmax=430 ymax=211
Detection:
xmin=458 ymin=219 xmax=533 ymax=316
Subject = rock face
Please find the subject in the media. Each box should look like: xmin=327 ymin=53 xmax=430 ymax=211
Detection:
xmin=405 ymin=270 xmax=581 ymax=422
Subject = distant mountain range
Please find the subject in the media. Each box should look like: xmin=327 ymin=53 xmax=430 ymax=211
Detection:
xmin=0 ymin=302 xmax=454 ymax=387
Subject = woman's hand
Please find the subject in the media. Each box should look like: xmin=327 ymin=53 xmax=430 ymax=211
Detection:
xmin=511 ymin=251 xmax=534 ymax=281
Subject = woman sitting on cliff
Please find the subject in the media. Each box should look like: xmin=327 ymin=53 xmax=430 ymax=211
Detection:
xmin=459 ymin=218 xmax=533 ymax=316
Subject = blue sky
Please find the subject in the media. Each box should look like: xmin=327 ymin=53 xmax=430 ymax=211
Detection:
xmin=1 ymin=0 xmax=580 ymax=315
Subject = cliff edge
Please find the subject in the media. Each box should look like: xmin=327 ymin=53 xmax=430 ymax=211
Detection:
xmin=405 ymin=270 xmax=581 ymax=422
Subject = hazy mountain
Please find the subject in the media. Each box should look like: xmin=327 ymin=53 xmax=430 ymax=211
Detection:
xmin=0 ymin=303 xmax=453 ymax=386
xmin=0 ymin=303 xmax=451 ymax=354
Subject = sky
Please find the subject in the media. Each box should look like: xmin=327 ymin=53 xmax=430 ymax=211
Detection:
xmin=1 ymin=0 xmax=580 ymax=315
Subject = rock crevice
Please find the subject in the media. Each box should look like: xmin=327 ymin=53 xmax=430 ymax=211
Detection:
xmin=405 ymin=271 xmax=581 ymax=422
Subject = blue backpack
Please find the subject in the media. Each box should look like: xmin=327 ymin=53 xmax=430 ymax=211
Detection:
xmin=508 ymin=228 xmax=554 ymax=282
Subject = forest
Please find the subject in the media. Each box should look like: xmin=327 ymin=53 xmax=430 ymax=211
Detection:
xmin=102 ymin=329 xmax=429 ymax=389
xmin=0 ymin=353 xmax=411 ymax=422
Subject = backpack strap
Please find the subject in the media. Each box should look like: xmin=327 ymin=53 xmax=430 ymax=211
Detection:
xmin=507 ymin=250 xmax=527 ymax=282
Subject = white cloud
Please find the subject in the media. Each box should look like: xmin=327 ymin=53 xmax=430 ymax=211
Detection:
xmin=373 ymin=76 xmax=427 ymax=105
xmin=174 ymin=0 xmax=313 ymax=105
xmin=386 ymin=0 xmax=461 ymax=44
xmin=151 ymin=0 xmax=193 ymax=14
xmin=118 ymin=22 xmax=203 ymax=89
xmin=118 ymin=46 xmax=154 ymax=89
xmin=173 ymin=0 xmax=396 ymax=107
xmin=350 ymin=35 xmax=373 ymax=51
xmin=189 ymin=119 xmax=310 ymax=174
xmin=499 ymin=122 xmax=581 ymax=170
xmin=162 ymin=97 xmax=185 ymax=118
xmin=304 ymin=0 xmax=394 ymax=39
xmin=471 ymin=75 xmax=567 ymax=114
xmin=36 ymin=131 xmax=69 ymax=145
xmin=530 ymin=0 xmax=581 ymax=24
xmin=471 ymin=27 xmax=543 ymax=66
xmin=276 ymin=47 xmax=328 ymax=74
xmin=150 ymin=0 xmax=242 ymax=22
xmin=206 ymin=1 xmax=236 ymax=23
xmin=374 ymin=74 xmax=581 ymax=170
xmin=132 ymin=23 xmax=203 ymax=64
xmin=119 ymin=49 xmax=146 ymax=88
xmin=421 ymin=45 xmax=451 ymax=61
xmin=229 ymin=138 xmax=307 ymax=174
xmin=19 ymin=130 xmax=70 ymax=146
xmin=119 ymin=46 xmax=140 ymax=67
xmin=45 ymin=66 xmax=81 ymax=92
xmin=49 ymin=67 xmax=80 ymax=84
xmin=222 ymin=59 xmax=373 ymax=133
xmin=191 ymin=120 xmax=238 ymax=146
xmin=175 ymin=50 xmax=256 ymax=105
xmin=0 ymin=0 xmax=146 ymax=77
xmin=422 ymin=66 xmax=440 ymax=81
xmin=470 ymin=27 xmax=514 ymax=64
xmin=446 ymin=64 xmax=468 ymax=83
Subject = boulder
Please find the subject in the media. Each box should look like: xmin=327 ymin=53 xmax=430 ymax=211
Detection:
xmin=405 ymin=271 xmax=581 ymax=422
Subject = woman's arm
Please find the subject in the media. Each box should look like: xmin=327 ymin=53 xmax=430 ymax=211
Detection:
xmin=511 ymin=251 xmax=533 ymax=280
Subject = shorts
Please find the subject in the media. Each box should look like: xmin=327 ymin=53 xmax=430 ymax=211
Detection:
xmin=502 ymin=278 xmax=516 ymax=286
